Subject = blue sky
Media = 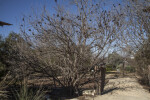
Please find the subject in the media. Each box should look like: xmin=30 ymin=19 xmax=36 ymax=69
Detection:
xmin=0 ymin=0 xmax=57 ymax=37
xmin=0 ymin=0 xmax=122 ymax=38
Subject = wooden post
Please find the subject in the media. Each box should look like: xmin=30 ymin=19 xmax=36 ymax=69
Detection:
xmin=148 ymin=65 xmax=150 ymax=86
xmin=100 ymin=67 xmax=106 ymax=95
xmin=122 ymin=58 xmax=126 ymax=77
xmin=122 ymin=61 xmax=125 ymax=77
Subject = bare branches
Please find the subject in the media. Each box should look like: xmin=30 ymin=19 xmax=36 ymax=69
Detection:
xmin=12 ymin=0 xmax=121 ymax=95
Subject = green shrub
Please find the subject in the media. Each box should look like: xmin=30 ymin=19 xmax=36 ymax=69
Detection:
xmin=106 ymin=64 xmax=116 ymax=71
xmin=0 ymin=62 xmax=7 ymax=79
xmin=125 ymin=66 xmax=135 ymax=72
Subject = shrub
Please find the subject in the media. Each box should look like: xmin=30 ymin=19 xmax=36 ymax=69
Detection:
xmin=0 ymin=62 xmax=7 ymax=79
xmin=125 ymin=66 xmax=135 ymax=73
xmin=106 ymin=64 xmax=116 ymax=71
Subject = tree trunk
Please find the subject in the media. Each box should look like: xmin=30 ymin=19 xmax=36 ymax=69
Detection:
xmin=148 ymin=65 xmax=150 ymax=86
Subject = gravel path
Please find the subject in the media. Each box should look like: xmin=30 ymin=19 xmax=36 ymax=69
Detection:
xmin=94 ymin=77 xmax=150 ymax=100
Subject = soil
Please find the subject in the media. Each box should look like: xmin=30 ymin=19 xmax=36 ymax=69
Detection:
xmin=83 ymin=73 xmax=150 ymax=100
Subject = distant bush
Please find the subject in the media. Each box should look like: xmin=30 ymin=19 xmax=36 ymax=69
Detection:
xmin=125 ymin=66 xmax=135 ymax=73
xmin=106 ymin=64 xmax=116 ymax=71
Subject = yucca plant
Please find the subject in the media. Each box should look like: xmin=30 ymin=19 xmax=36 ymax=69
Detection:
xmin=15 ymin=82 xmax=45 ymax=100
xmin=0 ymin=74 xmax=9 ymax=99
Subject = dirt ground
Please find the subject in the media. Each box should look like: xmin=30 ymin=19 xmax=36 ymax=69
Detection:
xmin=70 ymin=73 xmax=150 ymax=100
xmin=91 ymin=74 xmax=150 ymax=100
xmin=28 ymin=73 xmax=150 ymax=100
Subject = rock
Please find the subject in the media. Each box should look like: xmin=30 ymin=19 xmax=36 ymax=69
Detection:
xmin=82 ymin=90 xmax=96 ymax=96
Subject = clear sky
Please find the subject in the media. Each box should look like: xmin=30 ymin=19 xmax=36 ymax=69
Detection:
xmin=0 ymin=0 xmax=122 ymax=38
xmin=0 ymin=0 xmax=57 ymax=37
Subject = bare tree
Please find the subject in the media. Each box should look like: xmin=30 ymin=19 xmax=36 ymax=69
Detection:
xmin=14 ymin=0 xmax=121 ymax=96
xmin=114 ymin=0 xmax=150 ymax=84
xmin=115 ymin=0 xmax=150 ymax=54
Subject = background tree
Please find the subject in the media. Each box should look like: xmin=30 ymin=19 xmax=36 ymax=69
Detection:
xmin=116 ymin=0 xmax=150 ymax=84
xmin=0 ymin=32 xmax=30 ymax=83
xmin=126 ymin=0 xmax=150 ymax=84
xmin=0 ymin=35 xmax=7 ymax=79
xmin=135 ymin=37 xmax=150 ymax=85
xmin=107 ymin=52 xmax=123 ymax=71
